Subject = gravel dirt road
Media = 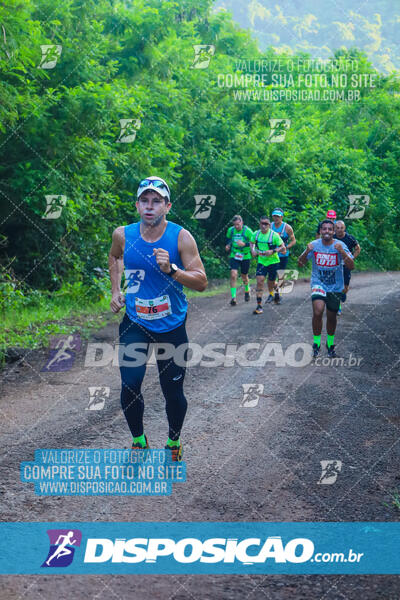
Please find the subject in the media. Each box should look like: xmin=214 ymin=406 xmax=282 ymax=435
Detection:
xmin=1 ymin=271 xmax=400 ymax=598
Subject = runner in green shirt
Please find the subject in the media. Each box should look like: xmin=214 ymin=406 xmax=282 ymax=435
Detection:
xmin=250 ymin=216 xmax=285 ymax=314
xmin=225 ymin=215 xmax=253 ymax=306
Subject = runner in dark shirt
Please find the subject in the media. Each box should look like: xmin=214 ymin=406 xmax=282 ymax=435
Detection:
xmin=334 ymin=220 xmax=361 ymax=312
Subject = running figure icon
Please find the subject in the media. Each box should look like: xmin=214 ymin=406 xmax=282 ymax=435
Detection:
xmin=45 ymin=335 xmax=75 ymax=370
xmin=45 ymin=531 xmax=77 ymax=566
xmin=42 ymin=334 xmax=81 ymax=372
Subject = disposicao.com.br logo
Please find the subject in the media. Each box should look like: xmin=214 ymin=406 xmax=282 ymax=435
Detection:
xmin=0 ymin=522 xmax=386 ymax=574
xmin=83 ymin=536 xmax=363 ymax=566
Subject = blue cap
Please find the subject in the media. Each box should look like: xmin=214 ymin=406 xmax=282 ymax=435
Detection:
xmin=272 ymin=208 xmax=284 ymax=217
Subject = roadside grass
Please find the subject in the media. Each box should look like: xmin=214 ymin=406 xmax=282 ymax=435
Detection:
xmin=0 ymin=285 xmax=116 ymax=363
xmin=385 ymin=489 xmax=400 ymax=512
xmin=186 ymin=280 xmax=230 ymax=298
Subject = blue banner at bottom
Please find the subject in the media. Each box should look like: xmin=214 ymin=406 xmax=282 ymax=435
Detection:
xmin=0 ymin=522 xmax=398 ymax=574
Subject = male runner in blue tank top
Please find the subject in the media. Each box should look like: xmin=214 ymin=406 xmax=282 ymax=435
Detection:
xmin=298 ymin=219 xmax=354 ymax=359
xmin=270 ymin=208 xmax=296 ymax=304
xmin=108 ymin=176 xmax=207 ymax=460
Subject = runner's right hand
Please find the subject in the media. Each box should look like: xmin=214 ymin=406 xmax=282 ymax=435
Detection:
xmin=110 ymin=292 xmax=126 ymax=313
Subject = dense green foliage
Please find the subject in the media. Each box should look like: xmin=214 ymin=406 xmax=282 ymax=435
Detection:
xmin=0 ymin=0 xmax=399 ymax=321
xmin=216 ymin=0 xmax=400 ymax=73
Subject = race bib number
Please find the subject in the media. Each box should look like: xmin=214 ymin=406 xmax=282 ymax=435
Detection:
xmin=234 ymin=252 xmax=244 ymax=261
xmin=314 ymin=252 xmax=339 ymax=267
xmin=135 ymin=295 xmax=172 ymax=320
xmin=312 ymin=286 xmax=327 ymax=297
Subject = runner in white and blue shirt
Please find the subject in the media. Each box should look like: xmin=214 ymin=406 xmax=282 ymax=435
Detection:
xmin=298 ymin=219 xmax=354 ymax=358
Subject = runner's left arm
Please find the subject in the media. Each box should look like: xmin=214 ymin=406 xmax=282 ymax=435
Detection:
xmin=244 ymin=227 xmax=253 ymax=250
xmin=353 ymin=242 xmax=361 ymax=259
xmin=285 ymin=224 xmax=296 ymax=250
xmin=154 ymin=229 xmax=208 ymax=291
xmin=334 ymin=242 xmax=354 ymax=270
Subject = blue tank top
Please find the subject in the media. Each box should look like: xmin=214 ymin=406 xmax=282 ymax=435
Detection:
xmin=271 ymin=221 xmax=289 ymax=257
xmin=124 ymin=221 xmax=187 ymax=332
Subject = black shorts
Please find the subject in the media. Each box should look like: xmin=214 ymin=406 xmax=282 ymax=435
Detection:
xmin=256 ymin=262 xmax=279 ymax=280
xmin=343 ymin=266 xmax=351 ymax=286
xmin=118 ymin=313 xmax=188 ymax=440
xmin=229 ymin=258 xmax=250 ymax=274
xmin=311 ymin=291 xmax=344 ymax=312
xmin=277 ymin=255 xmax=289 ymax=272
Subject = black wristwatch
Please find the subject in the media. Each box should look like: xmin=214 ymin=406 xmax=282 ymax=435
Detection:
xmin=167 ymin=263 xmax=178 ymax=276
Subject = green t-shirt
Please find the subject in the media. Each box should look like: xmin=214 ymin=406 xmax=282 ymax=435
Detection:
xmin=226 ymin=225 xmax=253 ymax=260
xmin=251 ymin=229 xmax=283 ymax=266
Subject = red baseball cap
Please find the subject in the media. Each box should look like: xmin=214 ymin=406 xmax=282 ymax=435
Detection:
xmin=326 ymin=210 xmax=337 ymax=219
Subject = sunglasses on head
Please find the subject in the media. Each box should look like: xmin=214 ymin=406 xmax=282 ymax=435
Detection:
xmin=138 ymin=179 xmax=170 ymax=193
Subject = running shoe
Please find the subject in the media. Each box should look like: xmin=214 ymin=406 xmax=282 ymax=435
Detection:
xmin=244 ymin=291 xmax=250 ymax=302
xmin=274 ymin=292 xmax=281 ymax=305
xmin=230 ymin=298 xmax=237 ymax=306
xmin=265 ymin=295 xmax=274 ymax=304
xmin=131 ymin=435 xmax=149 ymax=450
xmin=253 ymin=305 xmax=263 ymax=315
xmin=165 ymin=443 xmax=183 ymax=462
xmin=337 ymin=303 xmax=342 ymax=315
xmin=327 ymin=345 xmax=337 ymax=358
xmin=312 ymin=343 xmax=320 ymax=358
